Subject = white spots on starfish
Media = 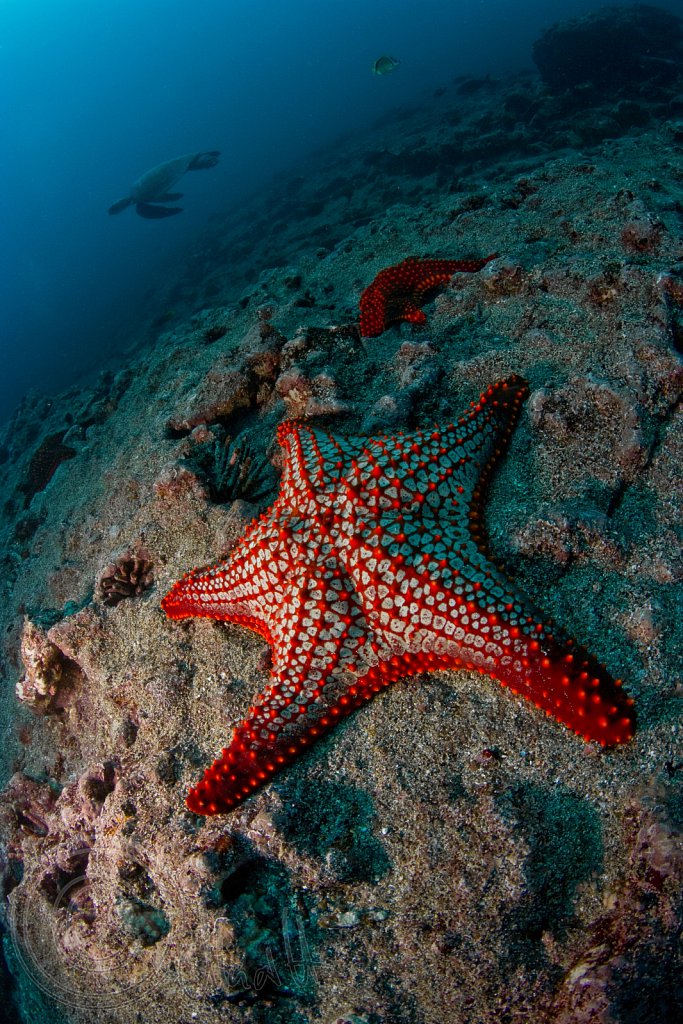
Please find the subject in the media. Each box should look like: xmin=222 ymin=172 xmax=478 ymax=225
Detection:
xmin=485 ymin=641 xmax=504 ymax=658
xmin=419 ymin=607 xmax=433 ymax=627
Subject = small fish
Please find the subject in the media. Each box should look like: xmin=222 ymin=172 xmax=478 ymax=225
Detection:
xmin=372 ymin=55 xmax=400 ymax=76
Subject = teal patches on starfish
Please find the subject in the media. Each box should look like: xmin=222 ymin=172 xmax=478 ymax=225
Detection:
xmin=162 ymin=375 xmax=635 ymax=815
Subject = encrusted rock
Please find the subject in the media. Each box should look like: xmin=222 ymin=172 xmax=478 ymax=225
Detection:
xmin=527 ymin=378 xmax=645 ymax=492
xmin=0 ymin=773 xmax=57 ymax=839
xmin=512 ymin=512 xmax=625 ymax=571
xmin=275 ymin=366 xmax=350 ymax=418
xmin=15 ymin=619 xmax=69 ymax=714
xmin=533 ymin=4 xmax=683 ymax=92
xmin=153 ymin=463 xmax=208 ymax=503
xmin=620 ymin=211 xmax=662 ymax=254
xmin=279 ymin=325 xmax=361 ymax=371
xmin=167 ymin=367 xmax=254 ymax=432
xmin=58 ymin=761 xmax=117 ymax=830
xmin=392 ymin=340 xmax=436 ymax=388
xmin=479 ymin=257 xmax=526 ymax=296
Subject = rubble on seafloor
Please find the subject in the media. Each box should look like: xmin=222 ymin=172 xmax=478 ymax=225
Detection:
xmin=1 ymin=17 xmax=682 ymax=1024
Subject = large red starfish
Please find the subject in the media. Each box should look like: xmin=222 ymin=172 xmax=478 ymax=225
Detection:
xmin=359 ymin=255 xmax=496 ymax=337
xmin=163 ymin=376 xmax=635 ymax=815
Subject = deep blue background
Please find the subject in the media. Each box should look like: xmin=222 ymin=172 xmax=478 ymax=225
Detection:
xmin=0 ymin=0 xmax=666 ymax=425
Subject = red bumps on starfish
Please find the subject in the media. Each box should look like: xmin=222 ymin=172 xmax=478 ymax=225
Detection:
xmin=162 ymin=375 xmax=635 ymax=815
xmin=359 ymin=254 xmax=497 ymax=338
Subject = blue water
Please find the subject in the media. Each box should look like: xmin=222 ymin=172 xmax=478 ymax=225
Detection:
xmin=0 ymin=0 xmax=668 ymax=425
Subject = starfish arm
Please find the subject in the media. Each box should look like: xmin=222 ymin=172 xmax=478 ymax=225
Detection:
xmin=482 ymin=616 xmax=636 ymax=746
xmin=186 ymin=665 xmax=372 ymax=815
xmin=277 ymin=419 xmax=365 ymax=502
xmin=446 ymin=560 xmax=637 ymax=745
xmin=437 ymin=558 xmax=636 ymax=746
xmin=398 ymin=304 xmax=427 ymax=325
xmin=161 ymin=506 xmax=298 ymax=646
xmin=339 ymin=536 xmax=635 ymax=748
xmin=347 ymin=376 xmax=529 ymax=519
xmin=359 ymin=255 xmax=497 ymax=337
xmin=335 ymin=376 xmax=634 ymax=745
xmin=185 ymin=570 xmax=377 ymax=814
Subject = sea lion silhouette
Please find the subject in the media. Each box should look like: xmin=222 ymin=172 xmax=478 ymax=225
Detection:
xmin=108 ymin=151 xmax=220 ymax=218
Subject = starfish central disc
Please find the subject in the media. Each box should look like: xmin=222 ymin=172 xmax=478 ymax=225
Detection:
xmin=162 ymin=375 xmax=635 ymax=815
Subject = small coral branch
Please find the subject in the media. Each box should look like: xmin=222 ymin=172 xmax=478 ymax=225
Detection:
xmin=96 ymin=547 xmax=154 ymax=606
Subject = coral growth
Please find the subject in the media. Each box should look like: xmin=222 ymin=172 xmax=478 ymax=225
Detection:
xmin=95 ymin=547 xmax=154 ymax=606
xmin=274 ymin=367 xmax=349 ymax=418
xmin=1 ymin=773 xmax=57 ymax=839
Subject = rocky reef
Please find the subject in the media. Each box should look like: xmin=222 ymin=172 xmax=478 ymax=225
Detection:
xmin=0 ymin=17 xmax=682 ymax=1024
xmin=533 ymin=4 xmax=683 ymax=93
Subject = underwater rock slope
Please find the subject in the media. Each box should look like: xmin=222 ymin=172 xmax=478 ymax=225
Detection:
xmin=1 ymin=40 xmax=682 ymax=1024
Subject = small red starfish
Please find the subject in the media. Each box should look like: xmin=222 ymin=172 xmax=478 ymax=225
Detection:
xmin=163 ymin=376 xmax=635 ymax=815
xmin=359 ymin=255 xmax=497 ymax=337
